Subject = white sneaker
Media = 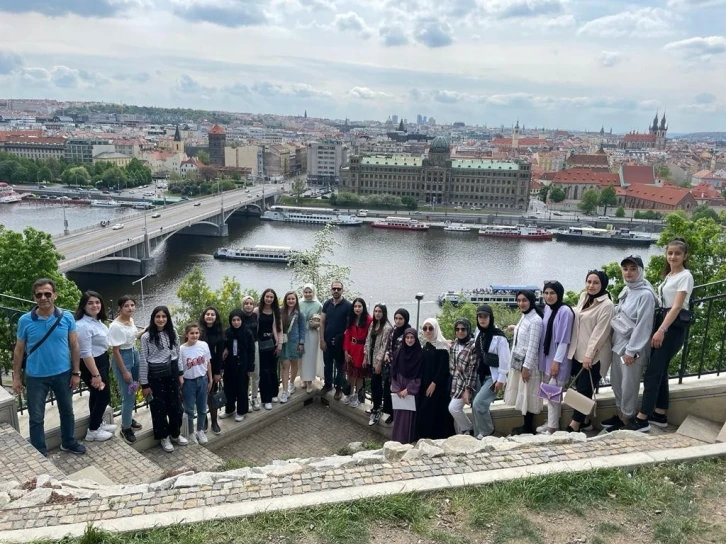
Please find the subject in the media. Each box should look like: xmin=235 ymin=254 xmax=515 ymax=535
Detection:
xmin=280 ymin=391 xmax=289 ymax=404
xmin=271 ymin=396 xmax=279 ymax=403
xmin=196 ymin=430 xmax=208 ymax=444
xmin=171 ymin=435 xmax=189 ymax=446
xmin=85 ymin=428 xmax=113 ymax=442
xmin=251 ymin=398 xmax=261 ymax=411
xmin=187 ymin=432 xmax=198 ymax=444
xmin=340 ymin=395 xmax=350 ymax=405
xmin=348 ymin=396 xmax=360 ymax=408
xmin=288 ymin=382 xmax=295 ymax=395
xmin=99 ymin=423 xmax=117 ymax=433
xmin=264 ymin=403 xmax=272 ymax=410
xmin=306 ymin=384 xmax=313 ymax=394
xmin=535 ymin=424 xmax=549 ymax=434
xmin=235 ymin=413 xmax=245 ymax=422
xmin=160 ymin=437 xmax=174 ymax=452
xmin=219 ymin=411 xmax=233 ymax=419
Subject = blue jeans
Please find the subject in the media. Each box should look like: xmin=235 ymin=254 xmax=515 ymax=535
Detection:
xmin=112 ymin=348 xmax=139 ymax=429
xmin=26 ymin=370 xmax=77 ymax=456
xmin=182 ymin=375 xmax=208 ymax=432
xmin=472 ymin=376 xmax=497 ymax=438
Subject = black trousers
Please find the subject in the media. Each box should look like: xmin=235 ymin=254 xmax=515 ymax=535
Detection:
xmin=148 ymin=375 xmax=183 ymax=440
xmin=223 ymin=359 xmax=250 ymax=415
xmin=80 ymin=352 xmax=111 ymax=431
xmin=382 ymin=366 xmax=393 ymax=415
xmin=640 ymin=322 xmax=686 ymax=415
xmin=371 ymin=370 xmax=383 ymax=410
xmin=570 ymin=359 xmax=601 ymax=424
xmin=259 ymin=348 xmax=279 ymax=403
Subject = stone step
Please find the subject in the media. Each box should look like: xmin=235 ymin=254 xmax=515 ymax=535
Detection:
xmin=0 ymin=423 xmax=65 ymax=487
xmin=141 ymin=438 xmax=226 ymax=474
xmin=718 ymin=422 xmax=726 ymax=444
xmin=676 ymin=414 xmax=724 ymax=444
xmin=47 ymin=432 xmax=165 ymax=485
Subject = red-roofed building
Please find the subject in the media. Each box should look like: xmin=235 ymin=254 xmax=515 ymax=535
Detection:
xmin=620 ymin=165 xmax=655 ymax=186
xmin=0 ymin=136 xmax=66 ymax=160
xmin=690 ymin=169 xmax=725 ymax=189
xmin=624 ymin=184 xmax=696 ymax=211
xmin=208 ymin=125 xmax=226 ymax=167
xmin=208 ymin=124 xmax=225 ymax=135
xmin=691 ymin=182 xmax=726 ymax=206
xmin=565 ymin=152 xmax=610 ymax=171
xmin=618 ymin=113 xmax=668 ymax=150
xmin=549 ymin=169 xmax=620 ymax=200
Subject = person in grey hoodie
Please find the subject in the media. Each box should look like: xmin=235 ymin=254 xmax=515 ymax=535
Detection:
xmin=601 ymin=255 xmax=657 ymax=432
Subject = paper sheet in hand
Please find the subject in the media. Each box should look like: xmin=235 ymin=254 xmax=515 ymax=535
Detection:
xmin=391 ymin=393 xmax=416 ymax=411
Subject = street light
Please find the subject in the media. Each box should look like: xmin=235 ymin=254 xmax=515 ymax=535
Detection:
xmin=131 ymin=274 xmax=150 ymax=315
xmin=415 ymin=292 xmax=425 ymax=330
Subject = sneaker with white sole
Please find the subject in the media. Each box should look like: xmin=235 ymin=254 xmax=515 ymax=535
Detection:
xmin=535 ymin=424 xmax=550 ymax=435
xmin=340 ymin=395 xmax=350 ymax=405
xmin=280 ymin=391 xmax=289 ymax=404
xmin=160 ymin=437 xmax=174 ymax=452
xmin=219 ymin=411 xmax=233 ymax=419
xmin=264 ymin=402 xmax=272 ymax=410
xmin=288 ymin=382 xmax=295 ymax=395
xmin=99 ymin=423 xmax=117 ymax=433
xmin=349 ymin=395 xmax=360 ymax=408
xmin=171 ymin=435 xmax=189 ymax=446
xmin=235 ymin=413 xmax=245 ymax=422
xmin=306 ymin=384 xmax=313 ymax=394
xmin=187 ymin=432 xmax=198 ymax=444
xmin=272 ymin=396 xmax=279 ymax=403
xmin=196 ymin=430 xmax=208 ymax=444
xmin=251 ymin=398 xmax=261 ymax=411
xmin=85 ymin=428 xmax=113 ymax=442
xmin=369 ymin=410 xmax=381 ymax=426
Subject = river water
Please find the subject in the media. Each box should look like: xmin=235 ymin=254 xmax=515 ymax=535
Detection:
xmin=2 ymin=202 xmax=663 ymax=322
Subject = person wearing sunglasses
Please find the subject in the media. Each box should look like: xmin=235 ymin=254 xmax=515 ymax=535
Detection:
xmin=320 ymin=281 xmax=352 ymax=400
xmin=13 ymin=278 xmax=86 ymax=456
xmin=416 ymin=318 xmax=455 ymax=440
xmin=448 ymin=318 xmax=477 ymax=435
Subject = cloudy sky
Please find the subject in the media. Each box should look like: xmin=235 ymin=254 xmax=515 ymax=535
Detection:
xmin=0 ymin=0 xmax=725 ymax=132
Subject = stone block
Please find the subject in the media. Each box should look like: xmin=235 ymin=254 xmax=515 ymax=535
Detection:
xmin=173 ymin=473 xmax=216 ymax=488
xmin=590 ymin=429 xmax=651 ymax=442
xmin=383 ymin=441 xmax=413 ymax=462
xmin=148 ymin=472 xmax=194 ymax=491
xmin=717 ymin=422 xmax=726 ymax=444
xmin=347 ymin=441 xmax=365 ymax=453
xmin=309 ymin=456 xmax=357 ymax=470
xmin=441 ymin=434 xmax=488 ymax=455
xmin=676 ymin=415 xmax=723 ymax=444
xmin=415 ymin=440 xmax=445 ymax=457
xmin=509 ymin=432 xmax=584 ymax=446
xmin=352 ymin=450 xmax=386 ymax=466
xmin=256 ymin=463 xmax=305 ymax=478
xmin=0 ymin=480 xmax=20 ymax=493
xmin=4 ymin=487 xmax=52 ymax=509
xmin=64 ymin=466 xmax=116 ymax=486
xmin=0 ymin=492 xmax=10 ymax=507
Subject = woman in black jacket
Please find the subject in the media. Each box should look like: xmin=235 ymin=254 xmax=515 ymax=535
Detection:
xmin=221 ymin=309 xmax=255 ymax=422
xmin=416 ymin=318 xmax=455 ymax=439
xmin=199 ymin=306 xmax=225 ymax=435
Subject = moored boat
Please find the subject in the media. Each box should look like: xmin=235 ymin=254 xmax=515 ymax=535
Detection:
xmin=91 ymin=199 xmax=121 ymax=208
xmin=479 ymin=224 xmax=552 ymax=240
xmin=554 ymin=226 xmax=655 ymax=247
xmin=438 ymin=285 xmax=544 ymax=307
xmin=443 ymin=222 xmax=471 ymax=232
xmin=260 ymin=210 xmax=362 ymax=226
xmin=371 ymin=217 xmax=429 ymax=231
xmin=213 ymin=245 xmax=300 ymax=264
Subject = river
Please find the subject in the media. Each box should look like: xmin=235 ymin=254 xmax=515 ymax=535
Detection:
xmin=2 ymin=202 xmax=663 ymax=322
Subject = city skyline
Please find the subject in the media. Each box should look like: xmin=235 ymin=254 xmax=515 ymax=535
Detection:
xmin=0 ymin=0 xmax=725 ymax=132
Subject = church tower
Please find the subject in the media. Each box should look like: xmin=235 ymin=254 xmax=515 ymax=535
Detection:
xmin=512 ymin=120 xmax=520 ymax=149
xmin=650 ymin=111 xmax=659 ymax=136
xmin=656 ymin=111 xmax=668 ymax=150
xmin=172 ymin=125 xmax=184 ymax=154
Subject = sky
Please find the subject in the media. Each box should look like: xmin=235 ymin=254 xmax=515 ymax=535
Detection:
xmin=0 ymin=0 xmax=725 ymax=133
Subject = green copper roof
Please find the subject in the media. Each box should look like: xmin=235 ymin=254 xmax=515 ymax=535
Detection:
xmin=450 ymin=159 xmax=520 ymax=170
xmin=360 ymin=155 xmax=423 ymax=167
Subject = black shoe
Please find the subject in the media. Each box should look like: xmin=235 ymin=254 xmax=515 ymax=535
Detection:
xmin=60 ymin=442 xmax=86 ymax=455
xmin=566 ymin=425 xmax=577 ymax=433
xmin=509 ymin=425 xmax=533 ymax=436
xmin=625 ymin=417 xmax=650 ymax=433
xmin=601 ymin=415 xmax=623 ymax=429
xmin=358 ymin=388 xmax=365 ymax=404
xmin=211 ymin=422 xmax=221 ymax=435
xmin=131 ymin=419 xmax=142 ymax=430
xmin=649 ymin=412 xmax=668 ymax=428
xmin=605 ymin=419 xmax=626 ymax=433
xmin=322 ymin=385 xmax=333 ymax=394
xmin=581 ymin=421 xmax=594 ymax=432
xmin=384 ymin=415 xmax=394 ymax=425
xmin=121 ymin=427 xmax=137 ymax=443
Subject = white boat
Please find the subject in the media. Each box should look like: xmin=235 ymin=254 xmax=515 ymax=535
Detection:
xmin=438 ymin=284 xmax=544 ymax=307
xmin=213 ymin=245 xmax=300 ymax=264
xmin=91 ymin=199 xmax=121 ymax=208
xmin=260 ymin=210 xmax=362 ymax=226
xmin=479 ymin=225 xmax=553 ymax=240
xmin=0 ymin=182 xmax=22 ymax=203
xmin=370 ymin=217 xmax=429 ymax=231
xmin=443 ymin=223 xmax=471 ymax=232
xmin=132 ymin=202 xmax=155 ymax=209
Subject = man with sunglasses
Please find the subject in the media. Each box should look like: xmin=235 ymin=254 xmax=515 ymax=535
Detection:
xmin=319 ymin=281 xmax=352 ymax=400
xmin=13 ymin=278 xmax=86 ymax=456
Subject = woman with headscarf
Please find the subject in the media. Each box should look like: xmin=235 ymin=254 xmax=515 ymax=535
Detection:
xmin=240 ymin=295 xmax=260 ymax=410
xmin=603 ymin=256 xmax=657 ymax=432
xmin=504 ymin=290 xmax=544 ymax=435
xmin=383 ymin=308 xmax=410 ymax=424
xmin=364 ymin=303 xmax=392 ymax=426
xmin=536 ymin=282 xmax=574 ymax=435
xmin=471 ymin=305 xmax=510 ymax=439
xmin=565 ymin=270 xmax=614 ymax=433
xmin=299 ymin=284 xmax=323 ymax=394
xmin=390 ymin=328 xmax=423 ymax=444
xmin=448 ymin=317 xmax=478 ymax=435
xmin=221 ymin=309 xmax=255 ymax=421
xmin=416 ymin=318 xmax=455 ymax=439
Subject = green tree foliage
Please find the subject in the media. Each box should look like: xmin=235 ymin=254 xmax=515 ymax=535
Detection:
xmin=691 ymin=204 xmax=719 ymax=222
xmin=38 ymin=167 xmax=53 ymax=183
xmin=61 ymin=166 xmax=91 ymax=187
xmin=198 ymin=166 xmax=217 ymax=182
xmin=656 ymin=165 xmax=671 ymax=180
xmin=0 ymin=226 xmax=82 ymax=372
xmin=100 ymin=166 xmax=128 ymax=190
xmin=633 ymin=210 xmax=663 ymax=220
xmin=197 ymin=150 xmax=210 ymax=165
xmin=578 ymin=189 xmax=600 ymax=215
xmin=288 ymin=223 xmax=352 ymax=298
xmin=125 ymin=158 xmax=153 ymax=187
xmin=291 ymin=178 xmax=305 ymax=204
xmin=401 ymin=196 xmax=418 ymax=210
xmin=615 ymin=206 xmax=626 ymax=218
xmin=335 ymin=192 xmax=361 ymax=207
xmin=598 ymin=186 xmax=618 ymax=215
xmin=437 ymin=301 xmax=519 ymax=340
xmin=60 ymin=104 xmax=232 ymax=125
xmin=549 ymin=187 xmax=566 ymax=203
xmin=538 ymin=185 xmax=549 ymax=203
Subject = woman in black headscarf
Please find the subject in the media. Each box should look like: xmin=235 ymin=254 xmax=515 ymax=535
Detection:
xmin=390 ymin=328 xmax=422 ymax=444
xmin=221 ymin=309 xmax=255 ymax=421
xmin=383 ymin=308 xmax=410 ymax=424
xmin=448 ymin=317 xmax=478 ymax=435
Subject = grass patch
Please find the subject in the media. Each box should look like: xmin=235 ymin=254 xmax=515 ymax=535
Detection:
xmin=595 ymin=521 xmax=622 ymax=535
xmin=493 ymin=513 xmax=543 ymax=544
xmin=362 ymin=441 xmax=382 ymax=450
xmin=215 ymin=459 xmax=254 ymax=471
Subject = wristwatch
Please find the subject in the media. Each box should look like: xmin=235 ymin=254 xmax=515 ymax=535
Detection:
xmin=72 ymin=371 xmax=82 ymax=377
xmin=92 ymin=374 xmax=101 ymax=378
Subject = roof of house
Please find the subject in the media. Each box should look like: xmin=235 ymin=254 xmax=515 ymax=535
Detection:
xmin=360 ymin=155 xmax=423 ymax=167
xmin=208 ymin=124 xmax=226 ymax=135
xmin=625 ymin=184 xmax=692 ymax=205
xmin=552 ymin=169 xmax=620 ymax=185
xmin=566 ymin=154 xmax=609 ymax=167
xmin=691 ymin=182 xmax=724 ymax=200
xmin=2 ymin=136 xmax=66 ymax=145
xmin=692 ymin=169 xmax=715 ymax=178
xmin=451 ymin=159 xmax=520 ymax=170
xmin=622 ymin=133 xmax=656 ymax=143
xmin=621 ymin=165 xmax=655 ymax=185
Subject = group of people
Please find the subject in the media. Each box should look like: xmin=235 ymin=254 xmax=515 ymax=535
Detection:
xmin=12 ymin=238 xmax=694 ymax=456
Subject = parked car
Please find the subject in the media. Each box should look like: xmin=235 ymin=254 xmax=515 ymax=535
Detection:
xmin=111 ymin=224 xmax=124 ymax=230
xmin=553 ymin=212 xmax=563 ymax=216
xmin=181 ymin=196 xmax=190 ymax=201
xmin=151 ymin=213 xmax=161 ymax=218
xmin=193 ymin=202 xmax=201 ymax=206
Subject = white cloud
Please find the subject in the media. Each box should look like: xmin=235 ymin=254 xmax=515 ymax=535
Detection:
xmin=664 ymin=36 xmax=726 ymax=61
xmin=577 ymin=8 xmax=674 ymax=38
xmin=485 ymin=0 xmax=565 ymax=19
xmin=599 ymin=50 xmax=625 ymax=68
xmin=0 ymin=51 xmax=23 ymax=74
xmin=20 ymin=65 xmax=109 ymax=88
xmin=334 ymin=11 xmax=372 ymax=38
xmin=347 ymin=86 xmax=393 ymax=99
xmin=379 ymin=24 xmax=408 ymax=46
xmin=667 ymin=0 xmax=726 ymax=8
xmin=251 ymin=81 xmax=332 ymax=98
xmin=414 ymin=18 xmax=453 ymax=48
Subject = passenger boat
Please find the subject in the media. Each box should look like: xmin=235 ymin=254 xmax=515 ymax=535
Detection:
xmin=438 ymin=285 xmax=544 ymax=307
xmin=91 ymin=199 xmax=121 ymax=208
xmin=443 ymin=223 xmax=471 ymax=233
xmin=260 ymin=210 xmax=362 ymax=226
xmin=213 ymin=245 xmax=300 ymax=264
xmin=554 ymin=226 xmax=655 ymax=247
xmin=132 ymin=202 xmax=155 ymax=209
xmin=370 ymin=217 xmax=429 ymax=231
xmin=478 ymin=224 xmax=552 ymax=240
xmin=0 ymin=183 xmax=23 ymax=203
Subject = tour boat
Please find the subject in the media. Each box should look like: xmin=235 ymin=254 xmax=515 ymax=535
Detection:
xmin=438 ymin=285 xmax=544 ymax=307
xmin=478 ymin=225 xmax=553 ymax=240
xmin=370 ymin=217 xmax=429 ymax=231
xmin=91 ymin=199 xmax=121 ymax=208
xmin=260 ymin=210 xmax=362 ymax=226
xmin=0 ymin=183 xmax=23 ymax=203
xmin=554 ymin=226 xmax=655 ymax=247
xmin=213 ymin=245 xmax=300 ymax=264
xmin=132 ymin=202 xmax=155 ymax=209
xmin=443 ymin=223 xmax=471 ymax=233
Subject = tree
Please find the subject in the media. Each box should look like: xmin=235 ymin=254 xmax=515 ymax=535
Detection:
xmin=401 ymin=196 xmax=418 ymax=210
xmin=198 ymin=166 xmax=216 ymax=182
xmin=615 ymin=206 xmax=625 ymax=218
xmin=0 ymin=226 xmax=82 ymax=372
xmin=549 ymin=187 xmax=565 ymax=203
xmin=38 ymin=167 xmax=53 ymax=183
xmin=656 ymin=165 xmax=671 ymax=180
xmin=197 ymin=150 xmax=210 ymax=165
xmin=291 ymin=178 xmax=305 ymax=204
xmin=691 ymin=204 xmax=719 ymax=222
xmin=288 ymin=223 xmax=352 ymax=299
xmin=101 ymin=167 xmax=128 ymax=190
xmin=538 ymin=185 xmax=550 ymax=203
xmin=125 ymin=158 xmax=152 ymax=187
xmin=599 ymin=186 xmax=618 ymax=215
xmin=578 ymin=188 xmax=600 ymax=215
xmin=61 ymin=166 xmax=91 ymax=187
xmin=437 ymin=301 xmax=519 ymax=340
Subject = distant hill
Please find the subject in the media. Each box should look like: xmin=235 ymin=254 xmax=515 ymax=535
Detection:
xmin=673 ymin=132 xmax=726 ymax=142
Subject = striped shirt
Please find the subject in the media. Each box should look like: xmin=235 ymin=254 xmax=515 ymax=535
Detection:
xmin=139 ymin=330 xmax=181 ymax=386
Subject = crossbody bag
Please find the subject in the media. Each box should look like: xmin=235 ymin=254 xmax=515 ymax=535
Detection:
xmin=21 ymin=311 xmax=64 ymax=373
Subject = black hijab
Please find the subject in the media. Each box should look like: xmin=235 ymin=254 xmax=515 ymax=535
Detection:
xmin=475 ymin=305 xmax=505 ymax=356
xmin=584 ymin=270 xmax=610 ymax=309
xmin=226 ymin=309 xmax=248 ymax=344
xmin=542 ymin=281 xmax=567 ymax=357
xmin=391 ymin=308 xmax=410 ymax=348
xmin=516 ymin=290 xmax=543 ymax=318
xmin=391 ymin=327 xmax=423 ymax=380
xmin=455 ymin=317 xmax=472 ymax=344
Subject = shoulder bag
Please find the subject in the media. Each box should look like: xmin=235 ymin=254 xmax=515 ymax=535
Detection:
xmin=563 ymin=367 xmax=597 ymax=416
xmin=258 ymin=313 xmax=277 ymax=352
xmin=510 ymin=325 xmax=525 ymax=372
xmin=210 ymin=379 xmax=227 ymax=410
xmin=21 ymin=311 xmax=64 ymax=372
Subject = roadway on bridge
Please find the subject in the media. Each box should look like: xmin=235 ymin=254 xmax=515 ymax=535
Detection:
xmin=54 ymin=186 xmax=281 ymax=271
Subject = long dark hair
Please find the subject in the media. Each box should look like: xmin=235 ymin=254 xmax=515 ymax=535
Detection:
xmin=198 ymin=306 xmax=223 ymax=341
xmin=661 ymin=238 xmax=690 ymax=278
xmin=117 ymin=294 xmax=137 ymax=309
xmin=348 ymin=297 xmax=369 ymax=328
xmin=281 ymin=290 xmax=300 ymax=330
xmin=372 ymin=303 xmax=389 ymax=331
xmin=259 ymin=288 xmax=282 ymax=332
xmin=147 ymin=305 xmax=177 ymax=348
xmin=74 ymin=290 xmax=108 ymax=321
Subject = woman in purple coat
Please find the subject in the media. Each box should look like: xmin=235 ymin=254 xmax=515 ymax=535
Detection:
xmin=536 ymin=281 xmax=574 ymax=434
xmin=390 ymin=328 xmax=422 ymax=444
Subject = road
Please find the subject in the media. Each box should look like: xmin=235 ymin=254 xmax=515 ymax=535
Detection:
xmin=54 ymin=185 xmax=283 ymax=271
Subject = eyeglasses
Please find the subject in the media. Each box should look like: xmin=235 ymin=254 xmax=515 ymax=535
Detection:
xmin=34 ymin=292 xmax=53 ymax=299
xmin=455 ymin=327 xmax=467 ymax=332
xmin=331 ymin=287 xmax=342 ymax=291
xmin=422 ymin=325 xmax=434 ymax=331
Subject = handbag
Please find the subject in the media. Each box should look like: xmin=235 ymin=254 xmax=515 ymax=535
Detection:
xmin=309 ymin=313 xmax=321 ymax=329
xmin=655 ymin=307 xmax=693 ymax=326
xmin=258 ymin=338 xmax=275 ymax=352
xmin=563 ymin=367 xmax=597 ymax=416
xmin=538 ymin=382 xmax=563 ymax=403
xmin=211 ymin=381 xmax=227 ymax=410
xmin=511 ymin=352 xmax=525 ymax=372
xmin=611 ymin=310 xmax=636 ymax=337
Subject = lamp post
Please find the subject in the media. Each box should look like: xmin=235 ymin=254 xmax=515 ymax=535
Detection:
xmin=415 ymin=292 xmax=425 ymax=330
xmin=62 ymin=198 xmax=69 ymax=235
xmin=132 ymin=274 xmax=150 ymax=315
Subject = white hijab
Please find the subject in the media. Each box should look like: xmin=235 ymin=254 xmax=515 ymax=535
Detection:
xmin=422 ymin=317 xmax=450 ymax=351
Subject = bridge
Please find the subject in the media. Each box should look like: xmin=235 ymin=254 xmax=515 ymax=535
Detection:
xmin=53 ymin=185 xmax=283 ymax=276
